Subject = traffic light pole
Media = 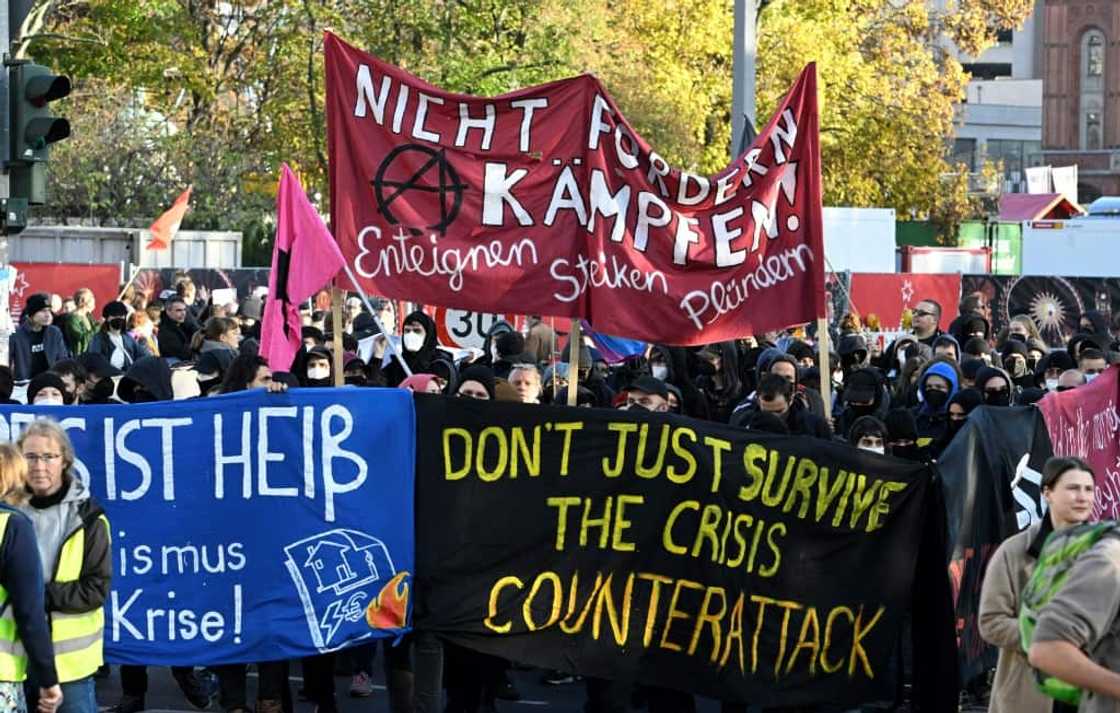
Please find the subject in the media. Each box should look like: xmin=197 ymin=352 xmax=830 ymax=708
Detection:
xmin=0 ymin=0 xmax=11 ymax=368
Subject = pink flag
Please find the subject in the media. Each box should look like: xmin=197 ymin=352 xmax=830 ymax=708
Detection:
xmin=260 ymin=164 xmax=346 ymax=371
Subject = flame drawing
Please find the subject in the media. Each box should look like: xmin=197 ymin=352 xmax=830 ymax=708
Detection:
xmin=366 ymin=571 xmax=410 ymax=630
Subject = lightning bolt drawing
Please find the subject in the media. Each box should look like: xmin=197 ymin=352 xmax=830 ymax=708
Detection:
xmin=320 ymin=600 xmax=348 ymax=645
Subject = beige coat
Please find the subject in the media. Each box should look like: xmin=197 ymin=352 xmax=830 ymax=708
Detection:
xmin=978 ymin=520 xmax=1053 ymax=713
xmin=1034 ymin=535 xmax=1120 ymax=713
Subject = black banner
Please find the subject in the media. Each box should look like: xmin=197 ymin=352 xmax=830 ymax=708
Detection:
xmin=937 ymin=406 xmax=1052 ymax=681
xmin=414 ymin=397 xmax=957 ymax=708
xmin=962 ymin=274 xmax=1120 ymax=347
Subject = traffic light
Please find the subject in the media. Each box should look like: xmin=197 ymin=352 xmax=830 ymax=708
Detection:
xmin=7 ymin=60 xmax=70 ymax=206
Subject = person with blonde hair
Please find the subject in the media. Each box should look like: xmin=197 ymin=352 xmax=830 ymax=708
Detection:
xmin=16 ymin=421 xmax=109 ymax=713
xmin=126 ymin=312 xmax=158 ymax=357
xmin=0 ymin=444 xmax=62 ymax=713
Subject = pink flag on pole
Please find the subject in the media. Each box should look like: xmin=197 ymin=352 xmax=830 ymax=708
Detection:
xmin=260 ymin=164 xmax=347 ymax=371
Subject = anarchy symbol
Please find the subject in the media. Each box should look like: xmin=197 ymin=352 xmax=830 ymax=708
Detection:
xmin=372 ymin=144 xmax=465 ymax=236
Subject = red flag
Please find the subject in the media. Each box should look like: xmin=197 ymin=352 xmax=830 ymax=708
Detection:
xmin=325 ymin=33 xmax=825 ymax=345
xmin=260 ymin=164 xmax=347 ymax=371
xmin=146 ymin=186 xmax=192 ymax=250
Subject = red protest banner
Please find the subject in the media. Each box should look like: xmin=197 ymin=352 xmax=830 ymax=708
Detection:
xmin=848 ymin=273 xmax=962 ymax=331
xmin=325 ymin=33 xmax=825 ymax=346
xmin=9 ymin=262 xmax=121 ymax=321
xmin=1038 ymin=366 xmax=1120 ymax=520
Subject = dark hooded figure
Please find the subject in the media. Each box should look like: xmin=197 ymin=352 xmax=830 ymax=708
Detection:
xmin=649 ymin=345 xmax=710 ymax=420
xmin=912 ymin=360 xmax=961 ymax=445
xmin=847 ymin=415 xmax=889 ymax=454
xmin=293 ymin=346 xmax=334 ymax=387
xmin=1000 ymin=339 xmax=1035 ymax=389
xmin=1066 ymin=332 xmax=1108 ymax=363
xmin=694 ymin=342 xmax=744 ymax=424
xmin=1079 ymin=310 xmax=1111 ymax=338
xmin=975 ymin=365 xmax=1016 ymax=407
xmin=932 ymin=334 xmax=962 ymax=363
xmin=948 ymin=312 xmax=990 ymax=346
xmin=1035 ymin=350 xmax=1075 ymax=391
xmin=936 ymin=389 xmax=983 ymax=456
xmin=832 ymin=368 xmax=891 ymax=440
xmin=117 ymin=356 xmax=174 ymax=402
xmin=382 ymin=311 xmax=448 ymax=387
xmin=886 ymin=408 xmax=930 ymax=462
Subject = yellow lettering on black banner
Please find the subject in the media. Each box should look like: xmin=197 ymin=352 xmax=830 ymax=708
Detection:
xmin=660 ymin=578 xmax=703 ymax=652
xmin=443 ymin=427 xmax=472 ymax=480
xmin=703 ymin=436 xmax=731 ymax=492
xmin=757 ymin=522 xmax=786 ymax=578
xmin=580 ymin=497 xmax=613 ymax=549
xmin=635 ymin=424 xmax=670 ymax=479
xmin=688 ymin=586 xmax=727 ymax=661
xmin=772 ymin=599 xmax=804 ymax=677
xmin=868 ymin=481 xmax=907 ymax=531
xmin=475 ymin=427 xmax=509 ymax=481
xmin=546 ymin=496 xmax=581 ymax=550
xmin=761 ymin=449 xmax=796 ymax=508
xmin=663 ymin=500 xmax=698 ymax=555
xmin=484 ymin=576 xmax=523 ymax=633
xmin=603 ymin=423 xmax=638 ymax=478
xmin=814 ymin=466 xmax=847 ymax=523
xmin=821 ymin=606 xmax=854 ymax=674
xmin=523 ymin=571 xmax=563 ymax=631
xmin=691 ymin=504 xmax=723 ymax=560
xmin=667 ymin=428 xmax=698 ymax=484
xmin=849 ymin=605 xmax=884 ymax=678
xmin=739 ymin=443 xmax=766 ymax=502
xmin=783 ymin=458 xmax=817 ymax=519
xmin=612 ymin=495 xmax=642 ymax=552
xmin=848 ymin=475 xmax=881 ymax=529
xmin=749 ymin=595 xmax=776 ymax=674
xmin=637 ymin=572 xmax=672 ymax=648
xmin=785 ymin=606 xmax=821 ymax=675
xmin=559 ymin=571 xmax=604 ymax=635
xmin=719 ymin=592 xmax=747 ymax=674
xmin=725 ymin=514 xmax=753 ymax=568
xmin=553 ymin=421 xmax=584 ymax=476
xmin=593 ymin=572 xmax=634 ymax=645
xmin=511 ymin=426 xmax=541 ymax=478
xmin=831 ymin=471 xmax=859 ymax=528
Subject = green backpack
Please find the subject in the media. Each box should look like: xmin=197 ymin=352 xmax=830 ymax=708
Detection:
xmin=1019 ymin=520 xmax=1119 ymax=706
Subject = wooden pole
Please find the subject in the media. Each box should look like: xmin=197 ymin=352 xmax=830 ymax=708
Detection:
xmin=566 ymin=319 xmax=581 ymax=406
xmin=817 ymin=317 xmax=832 ymax=424
xmin=331 ymin=285 xmax=345 ymax=387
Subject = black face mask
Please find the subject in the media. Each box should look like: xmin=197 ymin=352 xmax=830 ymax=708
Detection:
xmin=83 ymin=378 xmax=114 ymax=403
xmin=846 ymin=403 xmax=876 ymax=420
xmin=892 ymin=444 xmax=924 ymax=462
xmin=1009 ymin=333 xmax=1027 ymax=343
xmin=109 ymin=318 xmax=126 ymax=332
xmin=984 ymin=389 xmax=1011 ymax=407
xmin=344 ymin=375 xmax=367 ymax=387
xmin=945 ymin=418 xmax=966 ymax=438
xmin=131 ymin=389 xmax=159 ymax=403
xmin=923 ymin=390 xmax=949 ymax=410
xmin=306 ymin=377 xmax=331 ymax=388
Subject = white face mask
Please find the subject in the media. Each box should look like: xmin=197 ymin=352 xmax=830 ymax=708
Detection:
xmin=860 ymin=445 xmax=885 ymax=455
xmin=34 ymin=396 xmax=63 ymax=406
xmin=307 ymin=366 xmax=330 ymax=380
xmin=833 ymin=371 xmax=844 ymax=385
xmin=651 ymin=364 xmax=669 ymax=381
xmin=1046 ymin=378 xmax=1060 ymax=391
xmin=402 ymin=332 xmax=424 ymax=352
xmin=1085 ymin=373 xmax=1099 ymax=383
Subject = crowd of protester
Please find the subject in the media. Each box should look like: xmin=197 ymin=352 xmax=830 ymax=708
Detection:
xmin=1 ymin=275 xmax=1119 ymax=713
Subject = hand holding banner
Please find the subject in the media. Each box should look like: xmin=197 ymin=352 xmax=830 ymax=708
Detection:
xmin=326 ymin=34 xmax=825 ymax=345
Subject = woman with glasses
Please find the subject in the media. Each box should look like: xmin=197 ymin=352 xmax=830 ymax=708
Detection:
xmin=0 ymin=444 xmax=62 ymax=713
xmin=16 ymin=421 xmax=110 ymax=713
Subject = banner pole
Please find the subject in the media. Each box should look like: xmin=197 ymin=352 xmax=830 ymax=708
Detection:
xmin=566 ymin=319 xmax=581 ymax=407
xmin=330 ymin=285 xmax=345 ymax=387
xmin=817 ymin=317 xmax=833 ymax=425
xmin=339 ymin=262 xmax=413 ymax=378
xmin=115 ymin=263 xmax=139 ymax=303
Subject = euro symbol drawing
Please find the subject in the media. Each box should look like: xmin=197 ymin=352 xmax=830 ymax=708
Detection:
xmin=372 ymin=144 xmax=465 ymax=236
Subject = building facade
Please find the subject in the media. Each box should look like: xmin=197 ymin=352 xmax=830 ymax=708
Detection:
xmin=1040 ymin=0 xmax=1120 ymax=200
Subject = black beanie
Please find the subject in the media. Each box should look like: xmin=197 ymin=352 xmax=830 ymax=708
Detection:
xmin=28 ymin=372 xmax=69 ymax=404
xmin=24 ymin=293 xmax=50 ymax=317
xmin=459 ymin=365 xmax=496 ymax=399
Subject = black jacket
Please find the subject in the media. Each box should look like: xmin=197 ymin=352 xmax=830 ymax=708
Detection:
xmin=157 ymin=315 xmax=195 ymax=361
xmin=0 ymin=505 xmax=58 ymax=686
xmin=8 ymin=322 xmax=69 ymax=381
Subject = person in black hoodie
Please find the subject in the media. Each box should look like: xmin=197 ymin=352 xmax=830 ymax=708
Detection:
xmin=832 ymin=368 xmax=891 ymax=440
xmin=695 ymin=342 xmax=743 ymax=424
xmin=740 ymin=373 xmax=830 ymax=439
xmin=648 ymin=346 xmax=710 ymax=420
xmin=116 ymin=357 xmax=174 ymax=403
xmin=382 ymin=311 xmax=446 ymax=387
xmin=1000 ymin=339 xmax=1035 ymax=389
xmin=975 ymin=365 xmax=1016 ymax=407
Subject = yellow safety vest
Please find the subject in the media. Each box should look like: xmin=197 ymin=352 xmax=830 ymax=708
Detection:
xmin=0 ymin=512 xmax=28 ymax=682
xmin=50 ymin=514 xmax=109 ymax=682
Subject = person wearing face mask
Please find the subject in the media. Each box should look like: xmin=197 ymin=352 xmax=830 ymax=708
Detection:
xmin=912 ymin=359 xmax=960 ymax=446
xmin=86 ymin=302 xmax=149 ymax=372
xmin=1078 ymin=348 xmax=1109 ymax=383
xmin=960 ymin=358 xmax=985 ymax=390
xmin=298 ymin=347 xmax=334 ymax=387
xmin=832 ymin=368 xmax=891 ymax=439
xmin=837 ymin=334 xmax=870 ymax=377
xmin=383 ymin=311 xmax=446 ymax=387
xmin=963 ymin=336 xmax=996 ymax=367
xmin=27 ymin=373 xmax=71 ymax=406
xmin=1000 ymin=339 xmax=1035 ymax=389
xmin=694 ymin=342 xmax=744 ymax=424
xmin=73 ymin=355 xmax=120 ymax=405
xmin=937 ymin=389 xmax=983 ymax=453
xmin=847 ymin=416 xmax=890 ymax=454
xmin=980 ymin=457 xmax=1096 ymax=713
xmin=490 ymin=331 xmax=525 ymax=380
xmin=342 ymin=356 xmax=370 ymax=387
xmin=886 ymin=408 xmax=931 ymax=462
xmin=975 ymin=366 xmax=1016 ymax=407
xmin=1035 ymin=350 xmax=1075 ymax=392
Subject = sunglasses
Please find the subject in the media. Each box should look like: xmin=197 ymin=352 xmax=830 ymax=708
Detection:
xmin=913 ymin=310 xmax=936 ymax=318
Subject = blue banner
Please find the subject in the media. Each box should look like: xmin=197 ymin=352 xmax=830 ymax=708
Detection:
xmin=0 ymin=388 xmax=415 ymax=665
